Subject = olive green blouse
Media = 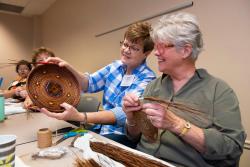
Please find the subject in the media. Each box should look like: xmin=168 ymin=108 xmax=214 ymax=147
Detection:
xmin=136 ymin=69 xmax=246 ymax=167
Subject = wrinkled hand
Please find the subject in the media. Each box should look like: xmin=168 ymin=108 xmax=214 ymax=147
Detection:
xmin=122 ymin=93 xmax=142 ymax=121
xmin=45 ymin=57 xmax=70 ymax=68
xmin=40 ymin=103 xmax=81 ymax=121
xmin=142 ymin=103 xmax=182 ymax=130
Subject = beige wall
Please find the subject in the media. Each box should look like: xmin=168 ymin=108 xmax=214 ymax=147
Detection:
xmin=0 ymin=13 xmax=34 ymax=88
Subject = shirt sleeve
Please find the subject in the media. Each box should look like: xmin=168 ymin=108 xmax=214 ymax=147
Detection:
xmin=111 ymin=106 xmax=125 ymax=127
xmin=202 ymin=81 xmax=246 ymax=165
xmin=87 ymin=64 xmax=111 ymax=93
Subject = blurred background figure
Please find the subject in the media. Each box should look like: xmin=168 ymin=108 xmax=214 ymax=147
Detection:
xmin=31 ymin=46 xmax=55 ymax=66
xmin=1 ymin=60 xmax=32 ymax=100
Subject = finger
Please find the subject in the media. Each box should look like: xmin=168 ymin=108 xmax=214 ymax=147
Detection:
xmin=60 ymin=102 xmax=73 ymax=110
xmin=124 ymin=94 xmax=140 ymax=106
xmin=143 ymin=103 xmax=163 ymax=110
xmin=45 ymin=57 xmax=61 ymax=64
xmin=123 ymin=99 xmax=135 ymax=107
xmin=143 ymin=108 xmax=158 ymax=116
xmin=40 ymin=108 xmax=63 ymax=120
xmin=145 ymin=108 xmax=166 ymax=120
xmin=44 ymin=57 xmax=54 ymax=63
xmin=130 ymin=93 xmax=141 ymax=103
xmin=123 ymin=106 xmax=142 ymax=112
xmin=58 ymin=61 xmax=67 ymax=67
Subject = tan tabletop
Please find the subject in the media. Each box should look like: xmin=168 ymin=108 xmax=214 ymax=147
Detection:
xmin=1 ymin=112 xmax=175 ymax=167
xmin=16 ymin=132 xmax=112 ymax=167
xmin=16 ymin=135 xmax=81 ymax=167
xmin=0 ymin=112 xmax=76 ymax=145
xmin=16 ymin=132 xmax=176 ymax=167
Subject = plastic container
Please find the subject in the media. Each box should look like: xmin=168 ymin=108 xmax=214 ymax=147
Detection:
xmin=0 ymin=93 xmax=5 ymax=122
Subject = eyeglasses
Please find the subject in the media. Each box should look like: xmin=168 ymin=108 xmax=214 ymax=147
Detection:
xmin=18 ymin=68 xmax=30 ymax=72
xmin=155 ymin=43 xmax=175 ymax=49
xmin=120 ymin=41 xmax=141 ymax=53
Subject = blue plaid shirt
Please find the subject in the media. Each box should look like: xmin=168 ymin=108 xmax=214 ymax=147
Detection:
xmin=86 ymin=60 xmax=156 ymax=135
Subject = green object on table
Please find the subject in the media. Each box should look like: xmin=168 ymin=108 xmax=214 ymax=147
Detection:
xmin=0 ymin=93 xmax=5 ymax=122
xmin=54 ymin=128 xmax=88 ymax=145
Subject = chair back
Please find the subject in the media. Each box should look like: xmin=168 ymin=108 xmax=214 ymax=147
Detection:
xmin=67 ymin=95 xmax=100 ymax=127
xmin=76 ymin=95 xmax=100 ymax=113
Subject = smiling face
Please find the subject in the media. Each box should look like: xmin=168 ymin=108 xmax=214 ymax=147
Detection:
xmin=154 ymin=42 xmax=183 ymax=74
xmin=120 ymin=38 xmax=148 ymax=72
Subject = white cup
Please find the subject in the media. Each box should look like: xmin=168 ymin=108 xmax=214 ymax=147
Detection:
xmin=0 ymin=135 xmax=17 ymax=167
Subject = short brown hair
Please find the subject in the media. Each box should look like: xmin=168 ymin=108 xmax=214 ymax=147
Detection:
xmin=124 ymin=22 xmax=154 ymax=53
xmin=32 ymin=46 xmax=55 ymax=63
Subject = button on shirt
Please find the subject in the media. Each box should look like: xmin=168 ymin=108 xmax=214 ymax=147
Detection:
xmin=86 ymin=60 xmax=156 ymax=135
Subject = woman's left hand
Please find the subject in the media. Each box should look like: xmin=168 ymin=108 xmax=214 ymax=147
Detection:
xmin=40 ymin=102 xmax=82 ymax=121
xmin=142 ymin=103 xmax=182 ymax=131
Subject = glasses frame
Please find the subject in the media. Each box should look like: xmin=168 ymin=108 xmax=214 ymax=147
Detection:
xmin=120 ymin=41 xmax=141 ymax=53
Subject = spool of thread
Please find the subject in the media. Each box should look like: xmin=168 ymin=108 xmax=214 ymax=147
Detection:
xmin=37 ymin=128 xmax=52 ymax=148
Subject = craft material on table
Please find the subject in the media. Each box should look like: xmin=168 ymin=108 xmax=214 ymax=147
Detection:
xmin=54 ymin=128 xmax=88 ymax=145
xmin=32 ymin=146 xmax=69 ymax=160
xmin=74 ymin=134 xmax=125 ymax=167
xmin=73 ymin=134 xmax=175 ymax=167
xmin=37 ymin=128 xmax=52 ymax=148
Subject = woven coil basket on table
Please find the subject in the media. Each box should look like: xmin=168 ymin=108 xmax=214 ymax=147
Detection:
xmin=27 ymin=64 xmax=81 ymax=112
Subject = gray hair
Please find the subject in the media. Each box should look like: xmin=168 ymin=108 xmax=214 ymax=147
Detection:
xmin=151 ymin=12 xmax=203 ymax=61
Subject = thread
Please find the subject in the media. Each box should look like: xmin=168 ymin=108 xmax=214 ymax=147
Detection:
xmin=37 ymin=128 xmax=52 ymax=148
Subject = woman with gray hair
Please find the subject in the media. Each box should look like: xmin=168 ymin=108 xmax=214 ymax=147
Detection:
xmin=122 ymin=12 xmax=246 ymax=167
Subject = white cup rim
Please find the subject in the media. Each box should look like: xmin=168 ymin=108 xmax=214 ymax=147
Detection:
xmin=0 ymin=135 xmax=17 ymax=145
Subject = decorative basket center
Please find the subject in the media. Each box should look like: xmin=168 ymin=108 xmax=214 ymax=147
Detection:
xmin=45 ymin=81 xmax=63 ymax=97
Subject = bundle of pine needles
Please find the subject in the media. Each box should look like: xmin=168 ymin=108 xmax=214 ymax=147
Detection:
xmin=75 ymin=158 xmax=101 ymax=167
xmin=135 ymin=96 xmax=206 ymax=142
xmin=134 ymin=111 xmax=158 ymax=143
xmin=89 ymin=141 xmax=169 ymax=167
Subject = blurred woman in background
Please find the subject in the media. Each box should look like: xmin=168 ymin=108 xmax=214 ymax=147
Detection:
xmin=1 ymin=60 xmax=32 ymax=100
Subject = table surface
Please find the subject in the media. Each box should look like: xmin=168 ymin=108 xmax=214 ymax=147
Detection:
xmin=1 ymin=112 xmax=175 ymax=167
xmin=0 ymin=112 xmax=76 ymax=145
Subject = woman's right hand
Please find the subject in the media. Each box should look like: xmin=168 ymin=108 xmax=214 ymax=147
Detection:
xmin=122 ymin=93 xmax=142 ymax=121
xmin=45 ymin=57 xmax=70 ymax=68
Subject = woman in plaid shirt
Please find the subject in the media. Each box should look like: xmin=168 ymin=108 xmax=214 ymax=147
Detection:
xmin=41 ymin=22 xmax=156 ymax=148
